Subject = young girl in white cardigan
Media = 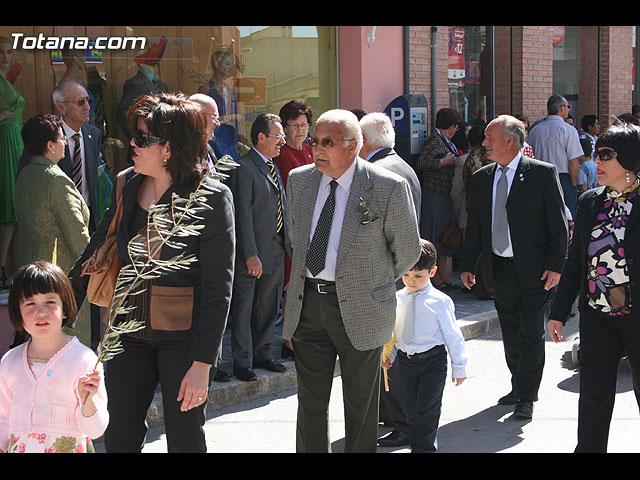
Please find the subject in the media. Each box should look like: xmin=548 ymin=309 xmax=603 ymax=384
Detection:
xmin=0 ymin=261 xmax=108 ymax=453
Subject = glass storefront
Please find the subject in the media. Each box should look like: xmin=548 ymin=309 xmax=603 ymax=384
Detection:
xmin=553 ymin=26 xmax=579 ymax=123
xmin=447 ymin=26 xmax=489 ymax=127
xmin=2 ymin=26 xmax=338 ymax=170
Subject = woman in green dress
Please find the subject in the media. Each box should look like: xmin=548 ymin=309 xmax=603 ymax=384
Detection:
xmin=0 ymin=36 xmax=25 ymax=287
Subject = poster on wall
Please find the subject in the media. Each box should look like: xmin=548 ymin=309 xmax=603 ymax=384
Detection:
xmin=448 ymin=27 xmax=466 ymax=81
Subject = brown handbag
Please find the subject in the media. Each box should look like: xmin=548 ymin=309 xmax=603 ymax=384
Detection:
xmin=80 ymin=168 xmax=130 ymax=308
xmin=440 ymin=223 xmax=463 ymax=251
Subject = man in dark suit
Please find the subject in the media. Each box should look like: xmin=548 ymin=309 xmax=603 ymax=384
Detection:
xmin=359 ymin=112 xmax=421 ymax=224
xmin=228 ymin=113 xmax=291 ymax=382
xmin=461 ymin=115 xmax=568 ymax=419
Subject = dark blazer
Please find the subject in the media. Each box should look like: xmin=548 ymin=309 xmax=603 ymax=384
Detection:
xmin=461 ymin=156 xmax=568 ymax=289
xmin=368 ymin=147 xmax=422 ymax=224
xmin=116 ymin=70 xmax=168 ymax=138
xmin=17 ymin=122 xmax=102 ymax=231
xmin=227 ymin=148 xmax=291 ymax=274
xmin=68 ymin=169 xmax=236 ymax=366
xmin=550 ymin=187 xmax=640 ymax=323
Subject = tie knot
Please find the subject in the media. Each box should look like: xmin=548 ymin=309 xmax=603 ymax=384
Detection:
xmin=329 ymin=180 xmax=338 ymax=192
xmin=499 ymin=165 xmax=509 ymax=174
xmin=72 ymin=133 xmax=80 ymax=141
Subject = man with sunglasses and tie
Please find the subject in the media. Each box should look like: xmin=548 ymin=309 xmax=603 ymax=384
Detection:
xmin=227 ymin=113 xmax=291 ymax=382
xmin=282 ymin=109 xmax=420 ymax=452
xmin=461 ymin=115 xmax=568 ymax=419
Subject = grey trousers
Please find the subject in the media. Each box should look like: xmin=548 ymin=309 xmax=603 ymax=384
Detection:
xmin=292 ymin=280 xmax=382 ymax=453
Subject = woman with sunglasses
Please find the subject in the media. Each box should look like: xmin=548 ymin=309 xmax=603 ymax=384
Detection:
xmin=548 ymin=120 xmax=640 ymax=452
xmin=68 ymin=92 xmax=235 ymax=452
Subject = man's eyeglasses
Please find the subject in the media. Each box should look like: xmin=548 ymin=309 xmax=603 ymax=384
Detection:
xmin=133 ymin=130 xmax=167 ymax=148
xmin=595 ymin=148 xmax=617 ymax=162
xmin=266 ymin=133 xmax=286 ymax=140
xmin=63 ymin=96 xmax=94 ymax=107
xmin=308 ymin=136 xmax=354 ymax=149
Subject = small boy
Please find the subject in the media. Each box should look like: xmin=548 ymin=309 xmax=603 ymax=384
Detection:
xmin=382 ymin=239 xmax=467 ymax=453
xmin=577 ymin=136 xmax=598 ymax=192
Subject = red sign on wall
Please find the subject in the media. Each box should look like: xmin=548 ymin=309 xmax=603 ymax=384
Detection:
xmin=448 ymin=27 xmax=466 ymax=80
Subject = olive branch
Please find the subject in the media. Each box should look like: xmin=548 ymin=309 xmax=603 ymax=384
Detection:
xmin=84 ymin=157 xmax=236 ymax=402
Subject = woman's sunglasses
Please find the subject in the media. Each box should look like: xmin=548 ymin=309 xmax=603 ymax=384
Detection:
xmin=595 ymin=148 xmax=617 ymax=162
xmin=133 ymin=130 xmax=167 ymax=148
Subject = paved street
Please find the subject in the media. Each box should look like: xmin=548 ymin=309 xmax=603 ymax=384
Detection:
xmin=135 ymin=314 xmax=640 ymax=453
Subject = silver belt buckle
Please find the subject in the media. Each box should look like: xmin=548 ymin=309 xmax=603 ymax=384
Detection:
xmin=316 ymin=283 xmax=328 ymax=294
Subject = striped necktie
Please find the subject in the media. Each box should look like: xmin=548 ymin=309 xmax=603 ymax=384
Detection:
xmin=266 ymin=160 xmax=283 ymax=233
xmin=403 ymin=291 xmax=417 ymax=344
xmin=71 ymin=133 xmax=82 ymax=192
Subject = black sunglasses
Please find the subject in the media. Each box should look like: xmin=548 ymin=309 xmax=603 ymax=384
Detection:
xmin=595 ymin=148 xmax=617 ymax=162
xmin=133 ymin=130 xmax=167 ymax=148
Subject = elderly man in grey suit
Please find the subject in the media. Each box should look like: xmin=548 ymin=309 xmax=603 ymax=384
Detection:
xmin=228 ymin=113 xmax=291 ymax=382
xmin=283 ymin=109 xmax=421 ymax=453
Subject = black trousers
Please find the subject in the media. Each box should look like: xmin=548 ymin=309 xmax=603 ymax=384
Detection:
xmin=292 ymin=280 xmax=382 ymax=453
xmin=103 ymin=335 xmax=212 ymax=453
xmin=492 ymin=254 xmax=549 ymax=402
xmin=575 ymin=309 xmax=640 ymax=452
xmin=396 ymin=346 xmax=447 ymax=452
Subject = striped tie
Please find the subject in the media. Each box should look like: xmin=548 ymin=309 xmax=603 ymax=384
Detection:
xmin=267 ymin=160 xmax=283 ymax=233
xmin=71 ymin=133 xmax=82 ymax=192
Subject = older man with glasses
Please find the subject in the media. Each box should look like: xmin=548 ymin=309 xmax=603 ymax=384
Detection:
xmin=282 ymin=109 xmax=421 ymax=452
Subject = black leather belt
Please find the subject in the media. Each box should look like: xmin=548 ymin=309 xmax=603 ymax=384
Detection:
xmin=399 ymin=344 xmax=445 ymax=360
xmin=492 ymin=253 xmax=514 ymax=262
xmin=305 ymin=278 xmax=336 ymax=294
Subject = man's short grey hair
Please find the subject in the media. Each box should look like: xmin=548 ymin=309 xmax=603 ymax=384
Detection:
xmin=52 ymin=80 xmax=82 ymax=105
xmin=360 ymin=112 xmax=395 ymax=149
xmin=495 ymin=114 xmax=526 ymax=150
xmin=547 ymin=94 xmax=567 ymax=116
xmin=316 ymin=109 xmax=363 ymax=155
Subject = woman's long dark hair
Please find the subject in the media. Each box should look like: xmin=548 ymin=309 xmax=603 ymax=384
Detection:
xmin=127 ymin=92 xmax=208 ymax=188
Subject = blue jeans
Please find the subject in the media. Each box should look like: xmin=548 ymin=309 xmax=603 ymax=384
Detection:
xmin=559 ymin=173 xmax=577 ymax=218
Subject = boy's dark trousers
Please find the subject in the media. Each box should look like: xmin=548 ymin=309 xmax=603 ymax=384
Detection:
xmin=396 ymin=345 xmax=447 ymax=452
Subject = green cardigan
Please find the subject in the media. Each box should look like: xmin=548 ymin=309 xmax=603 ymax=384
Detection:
xmin=14 ymin=155 xmax=90 ymax=274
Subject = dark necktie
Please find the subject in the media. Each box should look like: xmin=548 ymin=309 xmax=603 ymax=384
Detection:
xmin=266 ymin=160 xmax=283 ymax=233
xmin=492 ymin=166 xmax=509 ymax=254
xmin=306 ymin=180 xmax=338 ymax=277
xmin=71 ymin=133 xmax=82 ymax=192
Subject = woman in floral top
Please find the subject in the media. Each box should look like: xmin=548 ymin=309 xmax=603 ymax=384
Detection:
xmin=549 ymin=121 xmax=640 ymax=453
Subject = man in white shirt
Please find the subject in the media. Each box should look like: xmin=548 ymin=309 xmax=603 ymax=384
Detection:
xmin=528 ymin=95 xmax=584 ymax=216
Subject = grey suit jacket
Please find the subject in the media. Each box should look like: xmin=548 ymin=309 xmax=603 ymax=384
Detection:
xmin=368 ymin=147 xmax=421 ymax=224
xmin=283 ymin=157 xmax=421 ymax=351
xmin=228 ymin=148 xmax=291 ymax=274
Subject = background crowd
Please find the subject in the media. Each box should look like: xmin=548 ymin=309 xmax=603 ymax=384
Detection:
xmin=1 ymin=27 xmax=639 ymax=453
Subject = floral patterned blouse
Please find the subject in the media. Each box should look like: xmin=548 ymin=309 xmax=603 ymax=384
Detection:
xmin=586 ymin=188 xmax=637 ymax=317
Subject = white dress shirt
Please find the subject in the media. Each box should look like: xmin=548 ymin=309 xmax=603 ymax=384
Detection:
xmin=305 ymin=159 xmax=357 ymax=281
xmin=491 ymin=153 xmax=521 ymax=258
xmin=394 ymin=282 xmax=468 ymax=378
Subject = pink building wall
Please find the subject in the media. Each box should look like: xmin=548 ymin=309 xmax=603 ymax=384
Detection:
xmin=338 ymin=26 xmax=405 ymax=114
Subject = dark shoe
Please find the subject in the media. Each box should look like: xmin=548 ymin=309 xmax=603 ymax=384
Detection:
xmin=281 ymin=343 xmax=295 ymax=361
xmin=213 ymin=369 xmax=232 ymax=382
xmin=497 ymin=391 xmax=518 ymax=405
xmin=377 ymin=431 xmax=410 ymax=447
xmin=254 ymin=359 xmax=287 ymax=373
xmin=514 ymin=400 xmax=534 ymax=418
xmin=234 ymin=367 xmax=257 ymax=382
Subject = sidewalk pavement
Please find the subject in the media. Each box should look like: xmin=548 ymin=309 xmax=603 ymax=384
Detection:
xmin=144 ymin=277 xmax=499 ymax=429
